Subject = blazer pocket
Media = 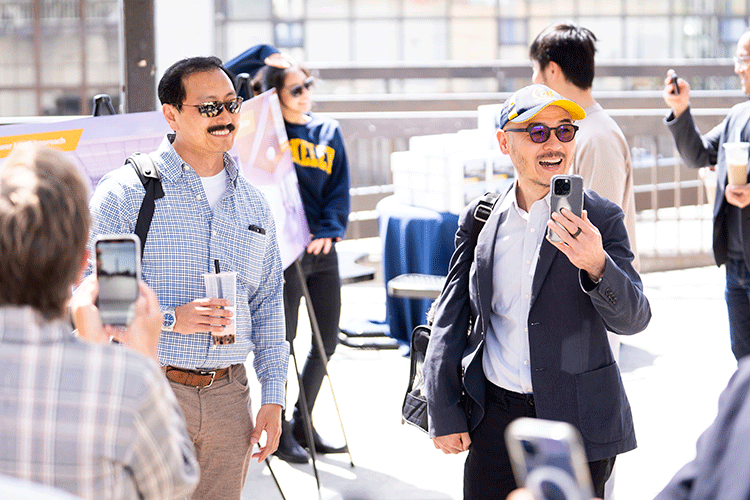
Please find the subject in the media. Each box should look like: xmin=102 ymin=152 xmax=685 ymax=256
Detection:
xmin=574 ymin=362 xmax=631 ymax=445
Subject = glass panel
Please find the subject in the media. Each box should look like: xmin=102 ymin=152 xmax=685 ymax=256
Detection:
xmin=273 ymin=0 xmax=304 ymax=19
xmin=224 ymin=22 xmax=274 ymax=62
xmin=579 ymin=0 xmax=622 ymax=15
xmin=403 ymin=19 xmax=448 ymax=61
xmin=529 ymin=0 xmax=574 ymax=17
xmin=0 ymin=91 xmax=35 ymax=117
xmin=625 ymin=17 xmax=669 ymax=59
xmin=229 ymin=0 xmax=271 ymax=17
xmin=451 ymin=0 xmax=496 ymax=17
xmin=675 ymin=16 xmax=716 ymax=59
xmin=307 ymin=0 xmax=349 ymax=18
xmin=305 ymin=21 xmax=351 ymax=61
xmin=86 ymin=32 xmax=119 ymax=85
xmin=404 ymin=0 xmax=448 ymax=17
xmin=450 ymin=18 xmax=496 ymax=60
xmin=353 ymin=20 xmax=400 ymax=61
xmin=275 ymin=22 xmax=304 ymax=48
xmin=720 ymin=17 xmax=747 ymax=45
xmin=353 ymin=0 xmax=399 ymax=18
xmin=577 ymin=18 xmax=624 ymax=60
xmin=499 ymin=0 xmax=526 ymax=17
xmin=499 ymin=18 xmax=526 ymax=46
xmin=625 ymin=0 xmax=668 ymax=15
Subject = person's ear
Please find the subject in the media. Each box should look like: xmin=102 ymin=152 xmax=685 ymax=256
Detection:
xmin=162 ymin=103 xmax=179 ymax=132
xmin=497 ymin=129 xmax=510 ymax=154
xmin=545 ymin=61 xmax=565 ymax=85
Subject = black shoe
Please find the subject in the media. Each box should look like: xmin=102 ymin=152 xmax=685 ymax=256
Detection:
xmin=291 ymin=416 xmax=349 ymax=454
xmin=272 ymin=419 xmax=310 ymax=464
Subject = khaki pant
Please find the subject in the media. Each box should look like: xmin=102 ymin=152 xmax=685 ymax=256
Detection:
xmin=168 ymin=364 xmax=254 ymax=500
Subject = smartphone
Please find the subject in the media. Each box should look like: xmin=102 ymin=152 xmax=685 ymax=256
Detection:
xmin=505 ymin=418 xmax=594 ymax=500
xmin=94 ymin=234 xmax=141 ymax=326
xmin=547 ymin=174 xmax=584 ymax=243
xmin=670 ymin=73 xmax=680 ymax=95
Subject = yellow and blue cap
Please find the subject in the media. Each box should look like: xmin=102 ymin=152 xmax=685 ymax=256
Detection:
xmin=498 ymin=84 xmax=586 ymax=129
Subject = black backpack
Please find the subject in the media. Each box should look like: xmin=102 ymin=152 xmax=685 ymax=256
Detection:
xmin=401 ymin=191 xmax=501 ymax=433
xmin=126 ymin=152 xmax=164 ymax=256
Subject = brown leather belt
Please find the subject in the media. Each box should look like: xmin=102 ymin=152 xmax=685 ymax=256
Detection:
xmin=164 ymin=366 xmax=230 ymax=388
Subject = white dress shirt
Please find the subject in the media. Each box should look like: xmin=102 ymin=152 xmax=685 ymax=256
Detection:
xmin=481 ymin=185 xmax=550 ymax=394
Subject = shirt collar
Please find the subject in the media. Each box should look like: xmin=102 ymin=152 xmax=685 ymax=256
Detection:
xmin=155 ymin=133 xmax=239 ymax=183
xmin=499 ymin=181 xmax=551 ymax=218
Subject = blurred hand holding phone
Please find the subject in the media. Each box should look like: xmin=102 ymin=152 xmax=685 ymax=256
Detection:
xmin=506 ymin=418 xmax=594 ymax=500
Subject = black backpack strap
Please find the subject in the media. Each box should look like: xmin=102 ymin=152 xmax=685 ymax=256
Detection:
xmin=126 ymin=152 xmax=164 ymax=257
xmin=470 ymin=191 xmax=501 ymax=245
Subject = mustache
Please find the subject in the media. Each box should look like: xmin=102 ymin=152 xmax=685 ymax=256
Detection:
xmin=537 ymin=152 xmax=566 ymax=161
xmin=207 ymin=123 xmax=236 ymax=134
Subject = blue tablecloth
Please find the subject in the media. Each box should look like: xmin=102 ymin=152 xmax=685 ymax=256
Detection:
xmin=377 ymin=196 xmax=459 ymax=344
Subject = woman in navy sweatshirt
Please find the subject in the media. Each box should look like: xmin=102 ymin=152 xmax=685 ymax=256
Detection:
xmin=253 ymin=54 xmax=351 ymax=463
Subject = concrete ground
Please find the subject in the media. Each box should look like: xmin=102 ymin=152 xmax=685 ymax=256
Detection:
xmin=242 ymin=238 xmax=737 ymax=500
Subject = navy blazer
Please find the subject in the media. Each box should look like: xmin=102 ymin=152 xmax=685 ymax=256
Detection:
xmin=424 ymin=189 xmax=652 ymax=462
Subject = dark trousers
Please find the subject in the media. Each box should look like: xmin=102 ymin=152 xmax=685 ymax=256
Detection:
xmin=283 ymin=247 xmax=341 ymax=417
xmin=725 ymin=259 xmax=750 ymax=360
xmin=463 ymin=382 xmax=615 ymax=500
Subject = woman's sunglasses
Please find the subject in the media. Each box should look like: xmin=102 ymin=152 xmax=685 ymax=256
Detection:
xmin=287 ymin=77 xmax=314 ymax=98
xmin=181 ymin=96 xmax=244 ymax=118
xmin=505 ymin=123 xmax=579 ymax=144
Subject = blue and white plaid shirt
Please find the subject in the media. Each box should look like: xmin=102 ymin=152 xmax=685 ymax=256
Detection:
xmin=89 ymin=134 xmax=289 ymax=406
xmin=0 ymin=306 xmax=199 ymax=500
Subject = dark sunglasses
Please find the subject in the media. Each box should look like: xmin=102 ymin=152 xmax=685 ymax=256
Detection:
xmin=505 ymin=123 xmax=579 ymax=144
xmin=287 ymin=77 xmax=314 ymax=98
xmin=181 ymin=96 xmax=243 ymax=118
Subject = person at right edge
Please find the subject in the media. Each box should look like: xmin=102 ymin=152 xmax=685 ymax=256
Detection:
xmin=423 ymin=84 xmax=651 ymax=500
xmin=254 ymin=54 xmax=351 ymax=463
xmin=663 ymin=27 xmax=750 ymax=361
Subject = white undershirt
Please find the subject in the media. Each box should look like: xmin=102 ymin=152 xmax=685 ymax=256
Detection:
xmin=481 ymin=186 xmax=550 ymax=394
xmin=199 ymin=170 xmax=227 ymax=211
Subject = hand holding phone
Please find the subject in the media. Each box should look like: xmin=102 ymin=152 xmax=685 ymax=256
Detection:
xmin=95 ymin=234 xmax=141 ymax=326
xmin=505 ymin=418 xmax=594 ymax=500
xmin=547 ymin=175 xmax=584 ymax=243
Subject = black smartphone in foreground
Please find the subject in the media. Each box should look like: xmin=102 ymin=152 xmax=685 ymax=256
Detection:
xmin=671 ymin=74 xmax=680 ymax=94
xmin=95 ymin=234 xmax=141 ymax=326
xmin=506 ymin=418 xmax=594 ymax=500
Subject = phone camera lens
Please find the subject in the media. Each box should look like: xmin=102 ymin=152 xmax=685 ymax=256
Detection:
xmin=554 ymin=178 xmax=571 ymax=196
xmin=521 ymin=439 xmax=537 ymax=457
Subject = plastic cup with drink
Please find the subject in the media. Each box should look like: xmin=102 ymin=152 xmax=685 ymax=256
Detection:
xmin=723 ymin=142 xmax=750 ymax=185
xmin=203 ymin=261 xmax=236 ymax=346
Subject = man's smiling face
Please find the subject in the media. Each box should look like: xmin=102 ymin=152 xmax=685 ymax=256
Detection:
xmin=497 ymin=105 xmax=575 ymax=195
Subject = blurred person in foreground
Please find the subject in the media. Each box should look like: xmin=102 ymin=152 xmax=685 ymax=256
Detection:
xmin=0 ymin=144 xmax=198 ymax=500
xmin=88 ymin=56 xmax=289 ymax=499
xmin=507 ymin=356 xmax=750 ymax=500
xmin=663 ymin=27 xmax=750 ymax=361
xmin=423 ymin=84 xmax=651 ymax=500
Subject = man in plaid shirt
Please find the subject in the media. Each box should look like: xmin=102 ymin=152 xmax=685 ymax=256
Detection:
xmin=88 ymin=56 xmax=289 ymax=499
xmin=0 ymin=144 xmax=198 ymax=499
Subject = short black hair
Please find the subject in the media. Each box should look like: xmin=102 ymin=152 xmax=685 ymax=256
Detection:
xmin=529 ymin=24 xmax=597 ymax=90
xmin=157 ymin=56 xmax=236 ymax=108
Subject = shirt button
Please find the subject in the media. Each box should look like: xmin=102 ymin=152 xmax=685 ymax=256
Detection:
xmin=196 ymin=194 xmax=202 ymax=200
xmin=525 ymin=293 xmax=530 ymax=299
xmin=524 ymin=360 xmax=529 ymax=366
xmin=526 ymin=260 xmax=531 ymax=265
xmin=530 ymin=228 xmax=535 ymax=233
xmin=183 ymin=165 xmax=189 ymax=171
xmin=212 ymin=230 xmax=217 ymax=237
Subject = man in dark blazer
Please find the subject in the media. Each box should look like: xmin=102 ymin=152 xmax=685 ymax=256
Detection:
xmin=423 ymin=84 xmax=651 ymax=500
xmin=663 ymin=28 xmax=750 ymax=361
